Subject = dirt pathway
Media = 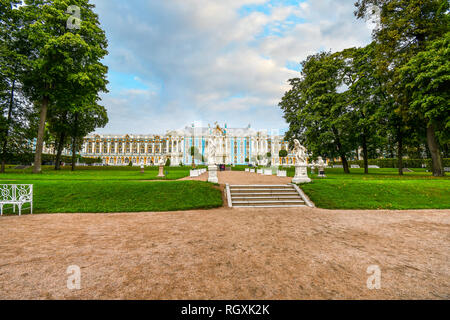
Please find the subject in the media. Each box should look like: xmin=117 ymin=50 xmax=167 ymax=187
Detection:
xmin=0 ymin=207 xmax=449 ymax=300
xmin=181 ymin=170 xmax=293 ymax=185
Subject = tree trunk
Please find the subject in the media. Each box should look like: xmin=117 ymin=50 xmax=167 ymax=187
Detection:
xmin=33 ymin=96 xmax=49 ymax=174
xmin=426 ymin=123 xmax=444 ymax=177
xmin=71 ymin=136 xmax=77 ymax=172
xmin=332 ymin=126 xmax=350 ymax=174
xmin=362 ymin=134 xmax=369 ymax=174
xmin=0 ymin=80 xmax=15 ymax=173
xmin=341 ymin=155 xmax=350 ymax=174
xmin=54 ymin=131 xmax=66 ymax=170
xmin=71 ymin=113 xmax=79 ymax=172
xmin=397 ymin=128 xmax=404 ymax=175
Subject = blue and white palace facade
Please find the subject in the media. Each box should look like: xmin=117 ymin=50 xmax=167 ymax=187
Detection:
xmin=80 ymin=124 xmax=296 ymax=166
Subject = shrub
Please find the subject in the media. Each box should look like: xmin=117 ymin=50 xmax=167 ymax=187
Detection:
xmin=279 ymin=150 xmax=288 ymax=158
xmin=330 ymin=158 xmax=450 ymax=169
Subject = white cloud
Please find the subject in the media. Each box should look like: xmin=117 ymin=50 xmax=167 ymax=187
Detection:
xmin=92 ymin=0 xmax=372 ymax=134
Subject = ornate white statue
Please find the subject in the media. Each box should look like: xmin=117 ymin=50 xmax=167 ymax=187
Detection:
xmin=293 ymin=139 xmax=308 ymax=165
xmin=207 ymin=136 xmax=218 ymax=165
xmin=317 ymin=156 xmax=326 ymax=178
xmin=317 ymin=157 xmax=325 ymax=167
xmin=292 ymin=139 xmax=311 ymax=183
xmin=158 ymin=156 xmax=165 ymax=166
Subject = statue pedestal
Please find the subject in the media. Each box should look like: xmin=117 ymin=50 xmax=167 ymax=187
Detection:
xmin=318 ymin=166 xmax=326 ymax=178
xmin=157 ymin=165 xmax=165 ymax=177
xmin=292 ymin=164 xmax=311 ymax=184
xmin=208 ymin=165 xmax=219 ymax=183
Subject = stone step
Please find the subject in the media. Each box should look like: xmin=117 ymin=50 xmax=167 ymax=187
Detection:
xmin=230 ymin=188 xmax=295 ymax=193
xmin=232 ymin=200 xmax=305 ymax=206
xmin=226 ymin=184 xmax=312 ymax=208
xmin=232 ymin=196 xmax=302 ymax=201
xmin=230 ymin=185 xmax=292 ymax=188
xmin=230 ymin=192 xmax=299 ymax=196
xmin=230 ymin=186 xmax=294 ymax=190
xmin=233 ymin=205 xmax=307 ymax=208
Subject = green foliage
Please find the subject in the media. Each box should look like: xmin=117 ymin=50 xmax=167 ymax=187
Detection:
xmin=331 ymin=158 xmax=450 ymax=169
xmin=279 ymin=150 xmax=288 ymax=158
xmin=281 ymin=1 xmax=449 ymax=176
xmin=165 ymin=158 xmax=171 ymax=167
xmin=353 ymin=0 xmax=449 ymax=176
xmin=279 ymin=52 xmax=356 ymax=173
xmin=8 ymin=0 xmax=110 ymax=173
xmin=400 ymin=32 xmax=450 ymax=145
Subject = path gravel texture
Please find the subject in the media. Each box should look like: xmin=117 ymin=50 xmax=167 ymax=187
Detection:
xmin=1 ymin=207 xmax=449 ymax=300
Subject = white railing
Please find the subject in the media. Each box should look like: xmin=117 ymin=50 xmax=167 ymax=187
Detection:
xmin=190 ymin=169 xmax=207 ymax=177
xmin=0 ymin=185 xmax=33 ymax=216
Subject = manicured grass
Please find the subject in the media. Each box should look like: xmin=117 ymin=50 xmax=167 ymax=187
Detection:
xmin=0 ymin=180 xmax=223 ymax=214
xmin=0 ymin=166 xmax=223 ymax=214
xmin=297 ymin=168 xmax=450 ymax=210
xmin=1 ymin=165 xmax=191 ymax=180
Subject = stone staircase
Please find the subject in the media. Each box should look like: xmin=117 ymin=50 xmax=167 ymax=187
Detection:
xmin=226 ymin=184 xmax=311 ymax=208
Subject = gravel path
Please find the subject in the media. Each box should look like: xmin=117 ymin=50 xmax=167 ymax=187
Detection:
xmin=182 ymin=170 xmax=293 ymax=185
xmin=0 ymin=207 xmax=449 ymax=300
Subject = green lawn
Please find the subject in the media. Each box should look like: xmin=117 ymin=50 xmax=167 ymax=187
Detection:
xmin=1 ymin=165 xmax=191 ymax=180
xmin=297 ymin=168 xmax=450 ymax=210
xmin=0 ymin=166 xmax=223 ymax=214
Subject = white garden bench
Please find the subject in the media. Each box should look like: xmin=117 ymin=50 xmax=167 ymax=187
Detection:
xmin=0 ymin=184 xmax=33 ymax=216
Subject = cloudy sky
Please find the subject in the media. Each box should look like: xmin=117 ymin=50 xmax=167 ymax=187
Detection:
xmin=91 ymin=0 xmax=373 ymax=135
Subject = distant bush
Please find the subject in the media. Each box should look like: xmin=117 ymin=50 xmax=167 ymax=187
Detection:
xmin=330 ymin=158 xmax=450 ymax=169
xmin=279 ymin=150 xmax=288 ymax=158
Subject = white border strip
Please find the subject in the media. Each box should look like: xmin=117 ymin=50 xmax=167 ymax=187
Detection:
xmin=291 ymin=184 xmax=315 ymax=208
xmin=226 ymin=184 xmax=233 ymax=208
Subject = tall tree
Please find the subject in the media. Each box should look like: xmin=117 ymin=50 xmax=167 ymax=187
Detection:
xmin=400 ymin=33 xmax=450 ymax=176
xmin=355 ymin=0 xmax=450 ymax=176
xmin=280 ymin=52 xmax=357 ymax=174
xmin=0 ymin=0 xmax=31 ymax=172
xmin=67 ymin=101 xmax=108 ymax=171
xmin=18 ymin=0 xmax=108 ymax=173
xmin=47 ymin=107 xmax=70 ymax=170
xmin=339 ymin=44 xmax=383 ymax=173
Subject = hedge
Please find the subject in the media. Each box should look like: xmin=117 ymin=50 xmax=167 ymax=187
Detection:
xmin=6 ymin=153 xmax=102 ymax=165
xmin=330 ymin=158 xmax=450 ymax=169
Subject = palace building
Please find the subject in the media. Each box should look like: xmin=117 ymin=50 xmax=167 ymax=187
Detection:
xmin=79 ymin=124 xmax=296 ymax=166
